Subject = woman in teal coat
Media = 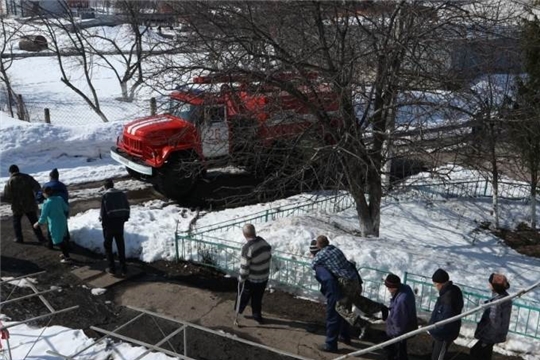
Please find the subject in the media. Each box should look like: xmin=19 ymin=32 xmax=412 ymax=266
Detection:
xmin=33 ymin=186 xmax=71 ymax=263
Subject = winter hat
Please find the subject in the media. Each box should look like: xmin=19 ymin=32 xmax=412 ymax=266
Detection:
xmin=103 ymin=179 xmax=114 ymax=189
xmin=8 ymin=164 xmax=19 ymax=174
xmin=309 ymin=240 xmax=320 ymax=255
xmin=489 ymin=273 xmax=510 ymax=294
xmin=384 ymin=274 xmax=401 ymax=288
xmin=431 ymin=268 xmax=450 ymax=283
xmin=50 ymin=168 xmax=59 ymax=180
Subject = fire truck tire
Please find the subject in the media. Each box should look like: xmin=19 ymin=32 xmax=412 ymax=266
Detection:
xmin=153 ymin=151 xmax=202 ymax=199
xmin=126 ymin=167 xmax=146 ymax=180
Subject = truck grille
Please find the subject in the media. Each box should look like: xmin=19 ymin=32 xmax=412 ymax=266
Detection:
xmin=123 ymin=137 xmax=143 ymax=155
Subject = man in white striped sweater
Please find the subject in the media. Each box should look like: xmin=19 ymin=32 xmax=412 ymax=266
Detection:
xmin=237 ymin=224 xmax=272 ymax=324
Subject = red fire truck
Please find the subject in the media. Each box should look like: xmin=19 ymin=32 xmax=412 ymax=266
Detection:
xmin=110 ymin=73 xmax=338 ymax=198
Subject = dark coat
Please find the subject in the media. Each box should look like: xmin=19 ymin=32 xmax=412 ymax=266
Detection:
xmin=42 ymin=180 xmax=69 ymax=204
xmin=386 ymin=284 xmax=418 ymax=338
xmin=475 ymin=292 xmax=512 ymax=344
xmin=3 ymin=172 xmax=40 ymax=215
xmin=100 ymin=188 xmax=130 ymax=234
xmin=429 ymin=281 xmax=464 ymax=341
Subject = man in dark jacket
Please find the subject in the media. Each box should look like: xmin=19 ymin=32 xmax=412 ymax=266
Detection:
xmin=470 ymin=273 xmax=512 ymax=360
xmin=428 ymin=268 xmax=464 ymax=360
xmin=41 ymin=168 xmax=70 ymax=249
xmin=100 ymin=179 xmax=130 ymax=276
xmin=311 ymin=241 xmax=351 ymax=353
xmin=384 ymin=274 xmax=418 ymax=360
xmin=3 ymin=164 xmax=47 ymax=244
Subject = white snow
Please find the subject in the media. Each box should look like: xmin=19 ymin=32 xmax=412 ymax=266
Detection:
xmin=91 ymin=288 xmax=107 ymax=296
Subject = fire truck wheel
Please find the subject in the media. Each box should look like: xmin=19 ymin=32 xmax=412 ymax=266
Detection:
xmin=153 ymin=152 xmax=202 ymax=200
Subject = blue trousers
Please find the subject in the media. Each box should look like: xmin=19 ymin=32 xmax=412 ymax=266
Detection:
xmin=326 ymin=291 xmax=351 ymax=350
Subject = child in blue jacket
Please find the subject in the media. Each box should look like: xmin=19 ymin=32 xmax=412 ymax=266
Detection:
xmin=34 ymin=186 xmax=71 ymax=263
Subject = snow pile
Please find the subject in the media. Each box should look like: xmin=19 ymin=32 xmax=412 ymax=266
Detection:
xmin=0 ymin=320 xmax=176 ymax=360
xmin=0 ymin=114 xmax=126 ymax=187
xmin=91 ymin=288 xmax=107 ymax=296
xmin=0 ymin=277 xmax=37 ymax=288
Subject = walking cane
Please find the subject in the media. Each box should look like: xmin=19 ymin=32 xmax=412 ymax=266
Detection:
xmin=234 ymin=280 xmax=245 ymax=327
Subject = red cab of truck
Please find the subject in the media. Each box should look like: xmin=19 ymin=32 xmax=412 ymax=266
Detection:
xmin=111 ymin=73 xmax=338 ymax=199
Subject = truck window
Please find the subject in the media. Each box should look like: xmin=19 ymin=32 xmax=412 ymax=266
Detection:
xmin=204 ymin=106 xmax=226 ymax=124
xmin=170 ymin=101 xmax=202 ymax=124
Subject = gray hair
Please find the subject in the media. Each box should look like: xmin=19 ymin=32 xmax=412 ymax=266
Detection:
xmin=242 ymin=223 xmax=256 ymax=238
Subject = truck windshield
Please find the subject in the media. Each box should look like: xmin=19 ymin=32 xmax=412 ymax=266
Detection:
xmin=169 ymin=101 xmax=201 ymax=123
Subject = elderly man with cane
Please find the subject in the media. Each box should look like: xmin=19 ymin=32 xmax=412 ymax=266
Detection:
xmin=234 ymin=224 xmax=272 ymax=325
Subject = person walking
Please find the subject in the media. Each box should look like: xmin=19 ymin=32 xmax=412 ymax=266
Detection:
xmin=237 ymin=224 xmax=272 ymax=324
xmin=384 ymin=274 xmax=418 ymax=360
xmin=310 ymin=240 xmax=351 ymax=353
xmin=33 ymin=186 xmax=70 ymax=263
xmin=428 ymin=268 xmax=464 ymax=360
xmin=3 ymin=164 xmax=47 ymax=244
xmin=41 ymin=168 xmax=70 ymax=249
xmin=311 ymin=235 xmax=386 ymax=330
xmin=100 ymin=179 xmax=130 ymax=276
xmin=470 ymin=273 xmax=512 ymax=360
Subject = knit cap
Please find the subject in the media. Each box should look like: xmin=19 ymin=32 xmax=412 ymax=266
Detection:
xmin=384 ymin=274 xmax=401 ymax=288
xmin=309 ymin=240 xmax=319 ymax=255
xmin=50 ymin=168 xmax=59 ymax=179
xmin=432 ymin=268 xmax=449 ymax=283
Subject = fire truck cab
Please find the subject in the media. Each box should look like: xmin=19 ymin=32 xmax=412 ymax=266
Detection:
xmin=110 ymin=73 xmax=337 ymax=199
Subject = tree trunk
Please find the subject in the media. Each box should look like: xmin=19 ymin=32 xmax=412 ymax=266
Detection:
xmin=489 ymin=123 xmax=499 ymax=229
xmin=531 ymin=172 xmax=537 ymax=230
xmin=120 ymin=81 xmax=128 ymax=101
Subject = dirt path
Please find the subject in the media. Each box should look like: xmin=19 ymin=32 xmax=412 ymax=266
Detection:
xmin=0 ymin=178 xmax=523 ymax=360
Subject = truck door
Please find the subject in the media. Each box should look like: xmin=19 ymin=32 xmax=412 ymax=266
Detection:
xmin=201 ymin=105 xmax=229 ymax=158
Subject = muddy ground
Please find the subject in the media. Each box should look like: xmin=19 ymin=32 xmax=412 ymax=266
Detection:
xmin=0 ymin=176 xmax=525 ymax=360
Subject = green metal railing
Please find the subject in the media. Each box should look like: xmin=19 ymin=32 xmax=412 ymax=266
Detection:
xmin=184 ymin=192 xmax=354 ymax=237
xmin=394 ymin=180 xmax=535 ymax=201
xmin=403 ymin=272 xmax=540 ymax=340
xmin=177 ymin=234 xmax=540 ymax=340
xmin=177 ymin=233 xmax=388 ymax=299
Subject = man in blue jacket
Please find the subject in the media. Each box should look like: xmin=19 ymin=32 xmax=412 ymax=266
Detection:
xmin=428 ymin=269 xmax=464 ymax=360
xmin=311 ymin=241 xmax=351 ymax=353
xmin=384 ymin=274 xmax=418 ymax=360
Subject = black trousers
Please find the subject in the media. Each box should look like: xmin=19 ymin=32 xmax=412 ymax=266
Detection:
xmin=431 ymin=339 xmax=451 ymax=360
xmin=237 ymin=280 xmax=267 ymax=320
xmin=386 ymin=339 xmax=408 ymax=360
xmin=59 ymin=240 xmax=70 ymax=258
xmin=103 ymin=229 xmax=126 ymax=271
xmin=470 ymin=340 xmax=494 ymax=360
xmin=13 ymin=212 xmax=46 ymax=243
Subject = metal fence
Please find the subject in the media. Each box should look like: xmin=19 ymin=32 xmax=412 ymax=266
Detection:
xmin=394 ymin=180 xmax=534 ymax=201
xmin=176 ymin=233 xmax=540 ymax=340
xmin=185 ymin=192 xmax=354 ymax=238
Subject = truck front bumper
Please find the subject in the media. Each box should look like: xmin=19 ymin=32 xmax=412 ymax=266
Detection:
xmin=110 ymin=146 xmax=154 ymax=176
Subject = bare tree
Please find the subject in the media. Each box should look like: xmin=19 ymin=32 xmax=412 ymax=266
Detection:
xmin=83 ymin=0 xmax=166 ymax=102
xmin=504 ymin=16 xmax=540 ymax=229
xmin=0 ymin=17 xmax=20 ymax=118
xmin=38 ymin=5 xmax=109 ymax=122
